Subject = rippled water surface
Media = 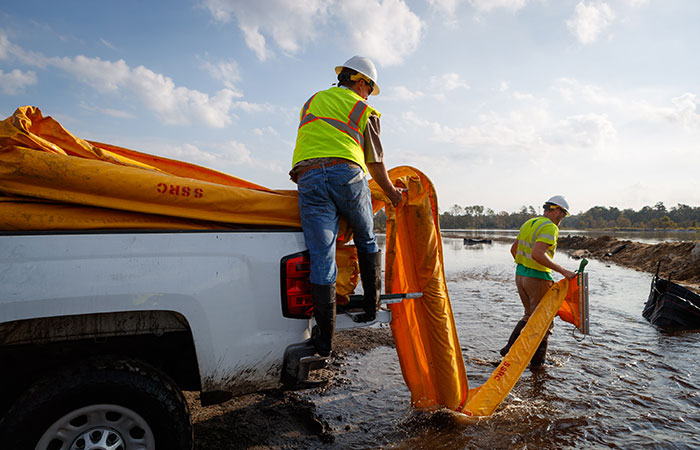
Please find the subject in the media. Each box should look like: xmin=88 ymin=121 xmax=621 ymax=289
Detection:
xmin=309 ymin=235 xmax=700 ymax=449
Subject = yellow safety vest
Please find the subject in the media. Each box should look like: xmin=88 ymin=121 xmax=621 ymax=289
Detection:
xmin=292 ymin=87 xmax=380 ymax=173
xmin=514 ymin=217 xmax=559 ymax=273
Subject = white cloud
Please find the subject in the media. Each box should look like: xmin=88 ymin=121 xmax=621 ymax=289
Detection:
xmin=1 ymin=35 xmax=244 ymax=128
xmin=385 ymin=85 xmax=426 ymax=101
xmin=0 ymin=32 xmax=10 ymax=59
xmin=404 ymin=102 xmax=618 ymax=161
xmin=553 ymin=77 xmax=617 ymax=106
xmin=239 ymin=23 xmax=270 ymax=61
xmin=338 ymin=0 xmax=424 ymax=66
xmin=546 ymin=113 xmax=618 ymax=154
xmin=137 ymin=66 xmax=240 ymax=127
xmin=0 ymin=68 xmax=37 ymax=94
xmin=224 ymin=140 xmax=254 ymax=165
xmin=253 ymin=126 xmax=279 ymax=136
xmin=200 ymin=0 xmax=423 ymax=66
xmin=469 ymin=0 xmax=529 ymax=13
xmin=97 ymin=108 xmax=135 ymax=119
xmin=202 ymin=59 xmax=243 ymax=95
xmin=157 ymin=143 xmax=222 ymax=167
xmin=148 ymin=141 xmax=283 ymax=173
xmin=383 ymin=74 xmax=466 ymax=102
xmin=100 ymin=38 xmax=117 ymax=50
xmin=55 ymin=55 xmax=239 ymax=127
xmin=404 ymin=106 xmax=551 ymax=156
xmin=200 ymin=0 xmax=330 ymax=61
xmin=393 ymin=145 xmax=452 ymax=180
xmin=0 ymin=31 xmax=50 ymax=68
xmin=567 ymin=1 xmax=616 ymax=44
xmin=425 ymin=0 xmax=536 ymax=22
xmin=232 ymin=101 xmax=277 ymax=114
xmin=513 ymin=91 xmax=536 ymax=101
xmin=427 ymin=0 xmax=461 ymax=15
xmin=401 ymin=78 xmax=696 ymax=168
xmin=429 ymin=73 xmax=470 ymax=91
xmin=665 ymin=93 xmax=700 ymax=130
xmin=218 ymin=140 xmax=285 ymax=173
xmin=552 ymin=78 xmax=700 ymax=133
xmin=79 ymin=101 xmax=135 ymax=119
xmin=53 ymin=55 xmax=130 ymax=92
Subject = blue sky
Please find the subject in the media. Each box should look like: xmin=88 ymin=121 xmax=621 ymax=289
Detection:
xmin=2 ymin=0 xmax=699 ymax=214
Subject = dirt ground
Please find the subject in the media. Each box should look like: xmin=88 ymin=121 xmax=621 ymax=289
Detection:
xmin=186 ymin=327 xmax=395 ymax=450
xmin=187 ymin=235 xmax=700 ymax=448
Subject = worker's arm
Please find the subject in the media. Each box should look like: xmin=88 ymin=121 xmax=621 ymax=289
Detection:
xmin=532 ymin=241 xmax=576 ymax=279
xmin=367 ymin=161 xmax=405 ymax=206
xmin=510 ymin=240 xmax=518 ymax=259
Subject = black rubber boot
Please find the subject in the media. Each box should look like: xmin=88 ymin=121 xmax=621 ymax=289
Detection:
xmin=530 ymin=336 xmax=549 ymax=367
xmin=311 ymin=283 xmax=336 ymax=357
xmin=354 ymin=251 xmax=382 ymax=323
xmin=499 ymin=319 xmax=527 ymax=357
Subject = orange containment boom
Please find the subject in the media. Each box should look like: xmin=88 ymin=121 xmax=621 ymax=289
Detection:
xmin=372 ymin=165 xmax=589 ymax=416
xmin=371 ymin=167 xmax=469 ymax=411
xmin=558 ymin=260 xmax=590 ymax=335
xmin=0 ymin=106 xmax=587 ymax=418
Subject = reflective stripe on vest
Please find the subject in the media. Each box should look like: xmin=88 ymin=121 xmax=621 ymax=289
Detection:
xmin=298 ymin=94 xmax=368 ymax=148
xmin=514 ymin=217 xmax=557 ymax=273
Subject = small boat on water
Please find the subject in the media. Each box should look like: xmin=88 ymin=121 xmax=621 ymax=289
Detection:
xmin=643 ymin=264 xmax=700 ymax=331
xmin=463 ymin=238 xmax=492 ymax=245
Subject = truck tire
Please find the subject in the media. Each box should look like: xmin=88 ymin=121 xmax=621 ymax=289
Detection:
xmin=0 ymin=357 xmax=193 ymax=450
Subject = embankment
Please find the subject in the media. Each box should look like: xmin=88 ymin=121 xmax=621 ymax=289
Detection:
xmin=558 ymin=235 xmax=700 ymax=290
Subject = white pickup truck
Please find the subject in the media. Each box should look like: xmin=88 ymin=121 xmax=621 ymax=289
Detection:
xmin=0 ymin=229 xmax=391 ymax=449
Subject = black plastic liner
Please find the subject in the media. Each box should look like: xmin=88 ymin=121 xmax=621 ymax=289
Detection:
xmin=643 ymin=273 xmax=700 ymax=331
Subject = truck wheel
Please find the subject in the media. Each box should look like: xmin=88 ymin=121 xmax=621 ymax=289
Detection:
xmin=0 ymin=358 xmax=193 ymax=450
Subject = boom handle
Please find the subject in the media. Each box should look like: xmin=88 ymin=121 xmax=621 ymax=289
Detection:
xmin=577 ymin=258 xmax=589 ymax=273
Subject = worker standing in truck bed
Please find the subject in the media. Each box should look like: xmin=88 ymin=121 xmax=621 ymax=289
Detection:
xmin=289 ymin=56 xmax=405 ymax=357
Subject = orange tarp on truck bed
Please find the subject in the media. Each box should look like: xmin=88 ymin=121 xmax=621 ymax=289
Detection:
xmin=0 ymin=107 xmax=300 ymax=230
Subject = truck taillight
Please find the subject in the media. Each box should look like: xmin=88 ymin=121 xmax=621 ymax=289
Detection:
xmin=281 ymin=252 xmax=313 ymax=319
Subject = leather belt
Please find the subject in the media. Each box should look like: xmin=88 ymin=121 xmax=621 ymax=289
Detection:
xmin=295 ymin=159 xmax=360 ymax=179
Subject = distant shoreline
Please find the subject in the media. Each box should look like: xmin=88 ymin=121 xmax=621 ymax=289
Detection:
xmin=439 ymin=229 xmax=700 ymax=244
xmin=440 ymin=228 xmax=700 ymax=233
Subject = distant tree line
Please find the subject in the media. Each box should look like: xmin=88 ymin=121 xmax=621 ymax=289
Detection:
xmin=563 ymin=202 xmax=700 ymax=230
xmin=374 ymin=202 xmax=700 ymax=231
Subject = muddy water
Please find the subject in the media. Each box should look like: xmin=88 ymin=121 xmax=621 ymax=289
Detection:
xmin=309 ymin=236 xmax=700 ymax=449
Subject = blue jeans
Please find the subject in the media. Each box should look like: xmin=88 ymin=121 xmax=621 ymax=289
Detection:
xmin=297 ymin=163 xmax=379 ymax=285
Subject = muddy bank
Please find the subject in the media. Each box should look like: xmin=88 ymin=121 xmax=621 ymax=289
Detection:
xmin=558 ymin=235 xmax=700 ymax=289
xmin=187 ymin=327 xmax=395 ymax=449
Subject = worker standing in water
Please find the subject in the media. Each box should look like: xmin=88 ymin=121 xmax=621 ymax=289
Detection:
xmin=500 ymin=195 xmax=577 ymax=367
xmin=289 ymin=56 xmax=405 ymax=357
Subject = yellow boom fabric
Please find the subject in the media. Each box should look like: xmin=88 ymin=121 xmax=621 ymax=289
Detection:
xmin=0 ymin=106 xmax=579 ymax=417
xmin=462 ymin=279 xmax=569 ymax=416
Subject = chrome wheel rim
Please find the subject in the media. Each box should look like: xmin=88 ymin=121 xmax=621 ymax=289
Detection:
xmin=35 ymin=404 xmax=155 ymax=450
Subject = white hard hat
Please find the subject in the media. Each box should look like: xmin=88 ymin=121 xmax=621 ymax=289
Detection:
xmin=335 ymin=56 xmax=380 ymax=96
xmin=545 ymin=195 xmax=570 ymax=216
